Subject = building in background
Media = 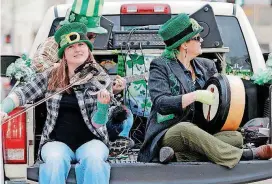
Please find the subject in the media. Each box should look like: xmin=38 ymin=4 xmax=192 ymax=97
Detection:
xmin=242 ymin=2 xmax=272 ymax=53
xmin=1 ymin=0 xmax=65 ymax=55
xmin=206 ymin=0 xmax=272 ymax=53
xmin=1 ymin=0 xmax=272 ymax=55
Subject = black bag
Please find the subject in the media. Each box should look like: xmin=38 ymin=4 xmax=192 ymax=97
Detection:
xmin=242 ymin=117 xmax=270 ymax=147
xmin=107 ymin=105 xmax=128 ymax=141
xmin=109 ymin=105 xmax=128 ymax=123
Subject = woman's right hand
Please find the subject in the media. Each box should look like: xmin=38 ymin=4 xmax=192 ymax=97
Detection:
xmin=0 ymin=111 xmax=9 ymax=123
xmin=53 ymin=63 xmax=60 ymax=68
xmin=194 ymin=90 xmax=215 ymax=105
xmin=97 ymin=89 xmax=111 ymax=104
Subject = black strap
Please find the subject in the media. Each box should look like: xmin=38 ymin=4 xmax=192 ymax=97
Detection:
xmin=164 ymin=25 xmax=193 ymax=47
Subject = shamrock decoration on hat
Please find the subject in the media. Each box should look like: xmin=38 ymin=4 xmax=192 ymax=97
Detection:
xmin=190 ymin=18 xmax=202 ymax=32
xmin=61 ymin=0 xmax=107 ymax=34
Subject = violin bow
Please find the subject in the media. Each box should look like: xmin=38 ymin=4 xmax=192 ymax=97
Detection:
xmin=2 ymin=63 xmax=98 ymax=124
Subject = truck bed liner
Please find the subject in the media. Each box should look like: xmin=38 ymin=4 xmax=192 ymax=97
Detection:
xmin=27 ymin=160 xmax=272 ymax=184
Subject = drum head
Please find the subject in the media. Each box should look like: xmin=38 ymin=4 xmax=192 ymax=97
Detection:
xmin=203 ymin=84 xmax=219 ymax=121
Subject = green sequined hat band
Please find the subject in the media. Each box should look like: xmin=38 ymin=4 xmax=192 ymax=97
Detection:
xmin=164 ymin=25 xmax=194 ymax=47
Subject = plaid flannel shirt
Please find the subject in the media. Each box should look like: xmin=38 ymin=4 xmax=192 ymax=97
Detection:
xmin=13 ymin=65 xmax=110 ymax=160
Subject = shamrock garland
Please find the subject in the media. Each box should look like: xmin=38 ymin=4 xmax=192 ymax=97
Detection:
xmin=251 ymin=53 xmax=272 ymax=85
xmin=6 ymin=54 xmax=35 ymax=83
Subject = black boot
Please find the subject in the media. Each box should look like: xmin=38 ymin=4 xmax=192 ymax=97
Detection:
xmin=242 ymin=144 xmax=272 ymax=160
xmin=159 ymin=147 xmax=174 ymax=164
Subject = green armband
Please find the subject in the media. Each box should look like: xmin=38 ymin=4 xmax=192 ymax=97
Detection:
xmin=0 ymin=97 xmax=15 ymax=114
xmin=157 ymin=113 xmax=175 ymax=123
xmin=92 ymin=102 xmax=110 ymax=125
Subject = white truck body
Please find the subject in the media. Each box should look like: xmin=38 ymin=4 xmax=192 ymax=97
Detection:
xmin=2 ymin=1 xmax=270 ymax=183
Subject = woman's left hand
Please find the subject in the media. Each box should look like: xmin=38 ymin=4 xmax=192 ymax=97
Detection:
xmin=97 ymin=89 xmax=111 ymax=104
xmin=0 ymin=111 xmax=9 ymax=124
xmin=113 ymin=75 xmax=126 ymax=94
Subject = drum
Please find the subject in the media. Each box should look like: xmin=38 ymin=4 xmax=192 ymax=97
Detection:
xmin=197 ymin=74 xmax=245 ymax=134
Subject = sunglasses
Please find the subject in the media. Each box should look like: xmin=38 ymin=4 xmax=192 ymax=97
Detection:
xmin=87 ymin=33 xmax=97 ymax=40
xmin=190 ymin=35 xmax=202 ymax=42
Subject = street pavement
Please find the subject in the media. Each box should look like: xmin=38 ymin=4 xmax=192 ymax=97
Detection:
xmin=250 ymin=178 xmax=272 ymax=184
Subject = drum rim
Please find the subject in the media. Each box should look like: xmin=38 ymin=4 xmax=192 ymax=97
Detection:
xmin=200 ymin=74 xmax=231 ymax=134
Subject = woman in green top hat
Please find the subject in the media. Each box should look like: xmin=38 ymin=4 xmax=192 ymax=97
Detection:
xmin=1 ymin=22 xmax=111 ymax=184
xmin=137 ymin=13 xmax=272 ymax=168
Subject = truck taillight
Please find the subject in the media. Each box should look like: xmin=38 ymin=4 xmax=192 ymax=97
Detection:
xmin=121 ymin=4 xmax=171 ymax=14
xmin=2 ymin=107 xmax=27 ymax=164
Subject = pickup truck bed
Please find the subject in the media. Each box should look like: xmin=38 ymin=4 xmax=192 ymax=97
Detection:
xmin=27 ymin=160 xmax=272 ymax=184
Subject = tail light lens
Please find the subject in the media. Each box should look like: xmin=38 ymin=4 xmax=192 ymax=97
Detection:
xmin=2 ymin=107 xmax=27 ymax=164
xmin=121 ymin=4 xmax=171 ymax=14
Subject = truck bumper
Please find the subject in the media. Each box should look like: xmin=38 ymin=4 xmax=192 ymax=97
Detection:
xmin=5 ymin=180 xmax=28 ymax=184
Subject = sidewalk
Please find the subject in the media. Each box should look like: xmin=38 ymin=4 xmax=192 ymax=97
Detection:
xmin=251 ymin=178 xmax=272 ymax=184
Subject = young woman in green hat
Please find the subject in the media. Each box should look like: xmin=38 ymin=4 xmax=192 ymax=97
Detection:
xmin=137 ymin=13 xmax=272 ymax=168
xmin=32 ymin=0 xmax=134 ymax=145
xmin=0 ymin=22 xmax=111 ymax=184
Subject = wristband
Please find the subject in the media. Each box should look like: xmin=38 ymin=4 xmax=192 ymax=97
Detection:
xmin=92 ymin=102 xmax=110 ymax=125
xmin=0 ymin=97 xmax=15 ymax=114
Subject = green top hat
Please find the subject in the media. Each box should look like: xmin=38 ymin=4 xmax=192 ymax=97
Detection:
xmin=61 ymin=0 xmax=107 ymax=34
xmin=159 ymin=13 xmax=203 ymax=50
xmin=54 ymin=22 xmax=93 ymax=58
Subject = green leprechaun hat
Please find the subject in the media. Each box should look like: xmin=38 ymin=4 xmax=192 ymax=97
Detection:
xmin=159 ymin=13 xmax=203 ymax=59
xmin=61 ymin=0 xmax=107 ymax=34
xmin=54 ymin=22 xmax=93 ymax=58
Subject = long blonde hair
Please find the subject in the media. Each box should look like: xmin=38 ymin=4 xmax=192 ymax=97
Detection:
xmin=47 ymin=50 xmax=94 ymax=92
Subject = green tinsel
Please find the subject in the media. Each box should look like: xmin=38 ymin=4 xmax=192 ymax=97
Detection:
xmin=6 ymin=54 xmax=36 ymax=82
xmin=252 ymin=53 xmax=272 ymax=85
xmin=266 ymin=53 xmax=272 ymax=67
xmin=161 ymin=48 xmax=180 ymax=60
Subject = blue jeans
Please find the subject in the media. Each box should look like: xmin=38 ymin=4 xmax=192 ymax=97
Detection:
xmin=119 ymin=109 xmax=133 ymax=137
xmin=39 ymin=139 xmax=110 ymax=184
